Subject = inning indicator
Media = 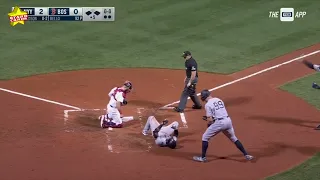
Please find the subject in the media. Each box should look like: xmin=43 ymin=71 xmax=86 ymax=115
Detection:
xmin=11 ymin=7 xmax=115 ymax=21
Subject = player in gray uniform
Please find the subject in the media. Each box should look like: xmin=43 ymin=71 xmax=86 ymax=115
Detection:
xmin=193 ymin=89 xmax=254 ymax=162
xmin=142 ymin=116 xmax=179 ymax=149
xmin=302 ymin=60 xmax=320 ymax=130
xmin=302 ymin=60 xmax=320 ymax=89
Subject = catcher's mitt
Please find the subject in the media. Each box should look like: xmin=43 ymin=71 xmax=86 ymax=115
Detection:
xmin=121 ymin=99 xmax=128 ymax=106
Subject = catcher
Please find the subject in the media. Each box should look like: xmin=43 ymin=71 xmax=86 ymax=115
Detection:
xmin=100 ymin=81 xmax=135 ymax=128
xmin=142 ymin=116 xmax=179 ymax=149
xmin=302 ymin=60 xmax=320 ymax=89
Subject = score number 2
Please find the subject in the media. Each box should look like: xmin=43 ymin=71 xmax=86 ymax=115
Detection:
xmin=213 ymin=101 xmax=224 ymax=110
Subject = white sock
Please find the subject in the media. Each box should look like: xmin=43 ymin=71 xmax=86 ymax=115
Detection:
xmin=121 ymin=116 xmax=134 ymax=122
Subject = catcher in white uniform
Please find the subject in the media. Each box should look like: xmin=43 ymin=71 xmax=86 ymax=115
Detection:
xmin=100 ymin=81 xmax=135 ymax=128
xmin=142 ymin=116 xmax=179 ymax=149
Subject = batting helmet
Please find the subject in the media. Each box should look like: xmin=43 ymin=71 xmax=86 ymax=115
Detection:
xmin=200 ymin=89 xmax=210 ymax=101
xmin=167 ymin=137 xmax=177 ymax=149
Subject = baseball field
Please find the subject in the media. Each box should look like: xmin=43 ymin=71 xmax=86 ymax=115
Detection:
xmin=1 ymin=0 xmax=320 ymax=179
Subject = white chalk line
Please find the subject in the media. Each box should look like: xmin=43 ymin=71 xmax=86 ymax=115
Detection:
xmin=1 ymin=49 xmax=319 ymax=152
xmin=64 ymin=108 xmax=152 ymax=153
xmin=159 ymin=50 xmax=320 ymax=128
xmin=63 ymin=108 xmax=115 ymax=153
xmin=0 ymin=88 xmax=81 ymax=110
xmin=162 ymin=50 xmax=320 ymax=107
xmin=137 ymin=108 xmax=152 ymax=152
xmin=1 ymin=50 xmax=318 ymax=111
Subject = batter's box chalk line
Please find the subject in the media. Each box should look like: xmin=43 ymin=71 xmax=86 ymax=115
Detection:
xmin=63 ymin=108 xmax=105 ymax=132
xmin=64 ymin=108 xmax=152 ymax=153
xmin=1 ymin=50 xmax=318 ymax=153
xmin=137 ymin=108 xmax=153 ymax=152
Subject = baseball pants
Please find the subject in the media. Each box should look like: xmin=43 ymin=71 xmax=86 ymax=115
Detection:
xmin=177 ymin=77 xmax=201 ymax=110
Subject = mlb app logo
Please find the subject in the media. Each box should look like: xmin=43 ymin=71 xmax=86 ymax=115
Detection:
xmin=280 ymin=8 xmax=294 ymax=21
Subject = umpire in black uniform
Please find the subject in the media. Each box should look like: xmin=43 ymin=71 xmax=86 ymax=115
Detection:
xmin=174 ymin=51 xmax=202 ymax=112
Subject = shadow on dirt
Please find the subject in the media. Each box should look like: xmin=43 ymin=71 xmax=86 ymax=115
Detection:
xmin=71 ymin=111 xmax=177 ymax=130
xmin=75 ymin=115 xmax=100 ymax=130
xmin=224 ymin=96 xmax=253 ymax=107
xmin=150 ymin=141 xmax=320 ymax=163
xmin=130 ymin=100 xmax=166 ymax=108
xmin=225 ymin=142 xmax=320 ymax=162
xmin=247 ymin=115 xmax=319 ymax=128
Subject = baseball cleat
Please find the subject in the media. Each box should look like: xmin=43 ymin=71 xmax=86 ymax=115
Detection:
xmin=142 ymin=131 xmax=148 ymax=136
xmin=173 ymin=107 xmax=184 ymax=113
xmin=315 ymin=125 xmax=320 ymax=130
xmin=192 ymin=156 xmax=207 ymax=162
xmin=192 ymin=105 xmax=202 ymax=109
xmin=245 ymin=155 xmax=254 ymax=161
xmin=312 ymin=82 xmax=320 ymax=89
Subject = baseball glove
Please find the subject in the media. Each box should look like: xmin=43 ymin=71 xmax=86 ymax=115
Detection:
xmin=121 ymin=99 xmax=128 ymax=106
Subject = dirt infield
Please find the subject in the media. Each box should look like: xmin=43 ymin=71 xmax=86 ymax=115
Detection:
xmin=0 ymin=44 xmax=320 ymax=180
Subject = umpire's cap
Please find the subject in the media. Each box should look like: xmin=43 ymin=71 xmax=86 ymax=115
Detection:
xmin=182 ymin=51 xmax=191 ymax=58
xmin=200 ymin=89 xmax=211 ymax=101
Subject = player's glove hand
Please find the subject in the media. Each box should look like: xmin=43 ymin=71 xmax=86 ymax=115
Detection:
xmin=207 ymin=121 xmax=213 ymax=127
xmin=162 ymin=119 xmax=169 ymax=125
xmin=121 ymin=99 xmax=128 ymax=106
xmin=202 ymin=116 xmax=208 ymax=121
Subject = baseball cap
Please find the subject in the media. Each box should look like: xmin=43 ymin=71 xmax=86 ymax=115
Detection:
xmin=182 ymin=51 xmax=191 ymax=57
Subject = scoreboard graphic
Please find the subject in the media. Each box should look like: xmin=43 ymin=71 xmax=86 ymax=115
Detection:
xmin=11 ymin=7 xmax=115 ymax=21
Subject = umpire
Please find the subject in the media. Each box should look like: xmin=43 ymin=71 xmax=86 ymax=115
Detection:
xmin=174 ymin=51 xmax=202 ymax=112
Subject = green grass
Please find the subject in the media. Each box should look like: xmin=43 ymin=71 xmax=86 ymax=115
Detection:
xmin=266 ymin=73 xmax=320 ymax=180
xmin=266 ymin=153 xmax=320 ymax=180
xmin=1 ymin=0 xmax=319 ymax=79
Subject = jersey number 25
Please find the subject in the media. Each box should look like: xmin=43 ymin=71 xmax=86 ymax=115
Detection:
xmin=213 ymin=101 xmax=224 ymax=110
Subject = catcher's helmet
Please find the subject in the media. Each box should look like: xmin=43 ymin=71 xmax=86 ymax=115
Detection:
xmin=200 ymin=89 xmax=210 ymax=101
xmin=167 ymin=137 xmax=177 ymax=149
xmin=124 ymin=81 xmax=133 ymax=90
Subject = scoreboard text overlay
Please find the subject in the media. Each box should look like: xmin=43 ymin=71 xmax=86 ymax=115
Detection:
xmin=11 ymin=7 xmax=115 ymax=21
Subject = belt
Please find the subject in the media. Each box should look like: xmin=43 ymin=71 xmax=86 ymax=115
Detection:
xmin=216 ymin=116 xmax=229 ymax=120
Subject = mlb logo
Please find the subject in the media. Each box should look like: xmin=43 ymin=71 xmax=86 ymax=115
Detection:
xmin=280 ymin=8 xmax=294 ymax=21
